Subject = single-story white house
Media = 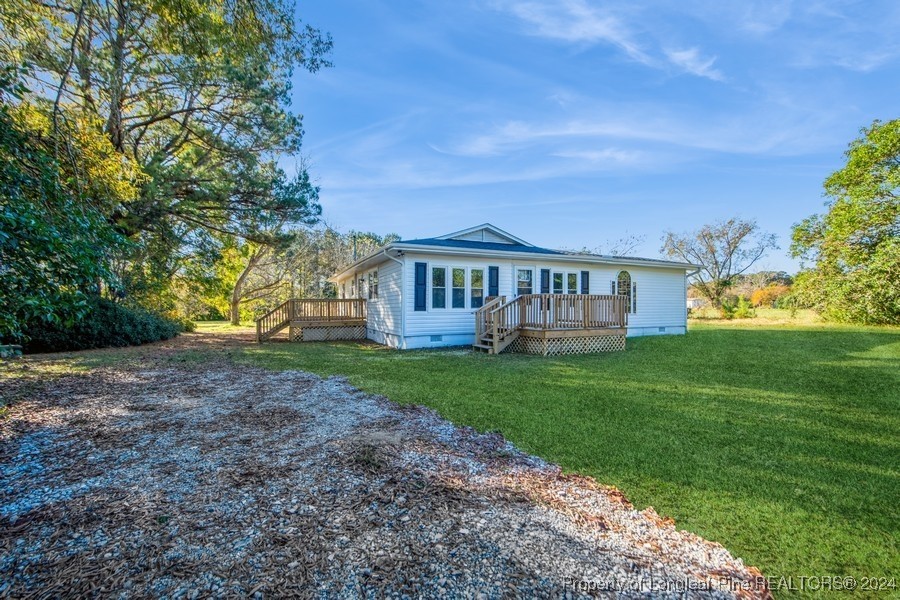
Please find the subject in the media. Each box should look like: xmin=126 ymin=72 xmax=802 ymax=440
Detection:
xmin=329 ymin=224 xmax=698 ymax=350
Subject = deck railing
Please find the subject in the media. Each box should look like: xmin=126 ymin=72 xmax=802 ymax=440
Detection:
xmin=474 ymin=294 xmax=628 ymax=354
xmin=517 ymin=294 xmax=627 ymax=329
xmin=289 ymin=298 xmax=367 ymax=322
xmin=256 ymin=299 xmax=367 ymax=342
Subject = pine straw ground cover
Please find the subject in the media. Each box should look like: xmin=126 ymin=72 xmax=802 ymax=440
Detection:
xmin=1 ymin=332 xmax=769 ymax=598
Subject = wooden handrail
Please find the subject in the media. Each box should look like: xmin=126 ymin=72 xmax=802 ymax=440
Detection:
xmin=489 ymin=296 xmax=522 ymax=354
xmin=256 ymin=299 xmax=368 ymax=342
xmin=256 ymin=300 xmax=291 ymax=343
xmin=474 ymin=296 xmax=503 ymax=340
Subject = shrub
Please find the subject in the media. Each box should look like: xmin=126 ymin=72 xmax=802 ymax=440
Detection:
xmin=720 ymin=299 xmax=736 ymax=320
xmin=734 ymin=296 xmax=755 ymax=319
xmin=163 ymin=311 xmax=197 ymax=333
xmin=22 ymin=297 xmax=183 ymax=353
xmin=750 ymin=284 xmax=791 ymax=308
xmin=721 ymin=296 xmax=755 ymax=319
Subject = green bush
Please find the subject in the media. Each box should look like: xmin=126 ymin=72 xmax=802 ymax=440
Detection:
xmin=721 ymin=296 xmax=755 ymax=319
xmin=23 ymin=298 xmax=183 ymax=353
xmin=734 ymin=296 xmax=755 ymax=319
xmin=720 ymin=299 xmax=736 ymax=319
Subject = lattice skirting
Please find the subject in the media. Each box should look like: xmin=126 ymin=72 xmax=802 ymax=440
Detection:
xmin=290 ymin=325 xmax=366 ymax=342
xmin=506 ymin=334 xmax=626 ymax=356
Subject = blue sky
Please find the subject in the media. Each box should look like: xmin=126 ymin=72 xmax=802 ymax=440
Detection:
xmin=289 ymin=0 xmax=900 ymax=272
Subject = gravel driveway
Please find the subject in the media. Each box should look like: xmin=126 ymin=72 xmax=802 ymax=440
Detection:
xmin=1 ymin=333 xmax=770 ymax=598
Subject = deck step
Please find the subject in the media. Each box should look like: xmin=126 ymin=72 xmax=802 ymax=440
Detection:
xmin=472 ymin=343 xmax=494 ymax=353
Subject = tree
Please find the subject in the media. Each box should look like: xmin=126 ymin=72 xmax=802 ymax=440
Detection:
xmin=1 ymin=0 xmax=331 ymax=312
xmin=661 ymin=218 xmax=778 ymax=307
xmin=174 ymin=227 xmax=401 ymax=324
xmin=0 ymin=67 xmax=134 ymax=341
xmin=750 ymin=285 xmax=791 ymax=308
xmin=791 ymin=119 xmax=900 ymax=324
xmin=600 ymin=233 xmax=646 ymax=256
xmin=730 ymin=271 xmax=793 ymax=299
xmin=565 ymin=233 xmax=646 ymax=257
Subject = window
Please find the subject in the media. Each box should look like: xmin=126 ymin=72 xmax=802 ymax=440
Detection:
xmin=452 ymin=268 xmax=466 ymax=308
xmin=517 ymin=269 xmax=533 ymax=295
xmin=368 ymin=271 xmax=378 ymax=300
xmin=552 ymin=272 xmax=564 ymax=294
xmin=351 ymin=279 xmax=356 ymax=298
xmin=552 ymin=272 xmax=578 ymax=294
xmin=617 ymin=270 xmax=634 ymax=313
xmin=432 ymin=267 xmax=446 ymax=309
xmin=470 ymin=269 xmax=484 ymax=308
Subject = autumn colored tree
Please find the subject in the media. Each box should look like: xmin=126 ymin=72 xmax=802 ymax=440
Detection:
xmin=750 ymin=285 xmax=791 ymax=308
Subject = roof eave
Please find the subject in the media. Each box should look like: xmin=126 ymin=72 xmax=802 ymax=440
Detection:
xmin=391 ymin=243 xmax=698 ymax=269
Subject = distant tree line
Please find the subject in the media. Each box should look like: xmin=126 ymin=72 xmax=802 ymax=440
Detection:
xmin=176 ymin=228 xmax=399 ymax=325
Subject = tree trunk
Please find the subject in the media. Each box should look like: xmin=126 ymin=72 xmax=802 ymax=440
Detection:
xmin=105 ymin=0 xmax=127 ymax=152
xmin=230 ymin=247 xmax=267 ymax=325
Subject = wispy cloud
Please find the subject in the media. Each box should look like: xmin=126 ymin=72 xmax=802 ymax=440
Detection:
xmin=664 ymin=47 xmax=724 ymax=81
xmin=549 ymin=148 xmax=643 ymax=163
xmin=442 ymin=106 xmax=840 ymax=159
xmin=319 ymin=149 xmax=648 ymax=192
xmin=739 ymin=1 xmax=794 ymax=34
xmin=491 ymin=0 xmax=726 ymax=80
xmin=495 ymin=0 xmax=653 ymax=65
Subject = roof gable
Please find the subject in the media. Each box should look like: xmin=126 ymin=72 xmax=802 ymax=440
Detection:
xmin=435 ymin=223 xmax=532 ymax=246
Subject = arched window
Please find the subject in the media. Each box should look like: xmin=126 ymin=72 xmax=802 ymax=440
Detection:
xmin=616 ymin=271 xmax=635 ymax=314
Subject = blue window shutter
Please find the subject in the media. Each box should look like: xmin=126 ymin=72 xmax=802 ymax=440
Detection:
xmin=540 ymin=269 xmax=550 ymax=294
xmin=632 ymin=281 xmax=637 ymax=313
xmin=488 ymin=266 xmax=499 ymax=297
xmin=611 ymin=280 xmax=616 ymax=295
xmin=581 ymin=271 xmax=589 ymax=294
xmin=414 ymin=262 xmax=427 ymax=311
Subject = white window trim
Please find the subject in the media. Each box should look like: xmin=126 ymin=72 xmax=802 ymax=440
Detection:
xmin=450 ymin=266 xmax=467 ymax=310
xmin=514 ymin=265 xmax=537 ymax=297
xmin=615 ymin=270 xmax=635 ymax=313
xmin=366 ymin=269 xmax=379 ymax=301
xmin=430 ymin=265 xmax=449 ymax=311
xmin=427 ymin=264 xmax=488 ymax=312
xmin=550 ymin=270 xmax=580 ymax=295
xmin=469 ymin=267 xmax=486 ymax=310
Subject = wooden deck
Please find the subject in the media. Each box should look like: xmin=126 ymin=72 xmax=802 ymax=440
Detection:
xmin=256 ymin=299 xmax=367 ymax=342
xmin=474 ymin=294 xmax=628 ymax=355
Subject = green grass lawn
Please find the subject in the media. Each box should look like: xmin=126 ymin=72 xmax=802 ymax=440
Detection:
xmin=228 ymin=320 xmax=899 ymax=592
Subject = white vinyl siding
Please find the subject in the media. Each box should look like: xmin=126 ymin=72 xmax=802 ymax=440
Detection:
xmin=340 ymin=260 xmax=401 ymax=339
xmin=404 ymin=253 xmax=512 ymax=341
xmin=402 ymin=253 xmax=687 ymax=345
xmin=341 ymin=252 xmax=688 ymax=348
